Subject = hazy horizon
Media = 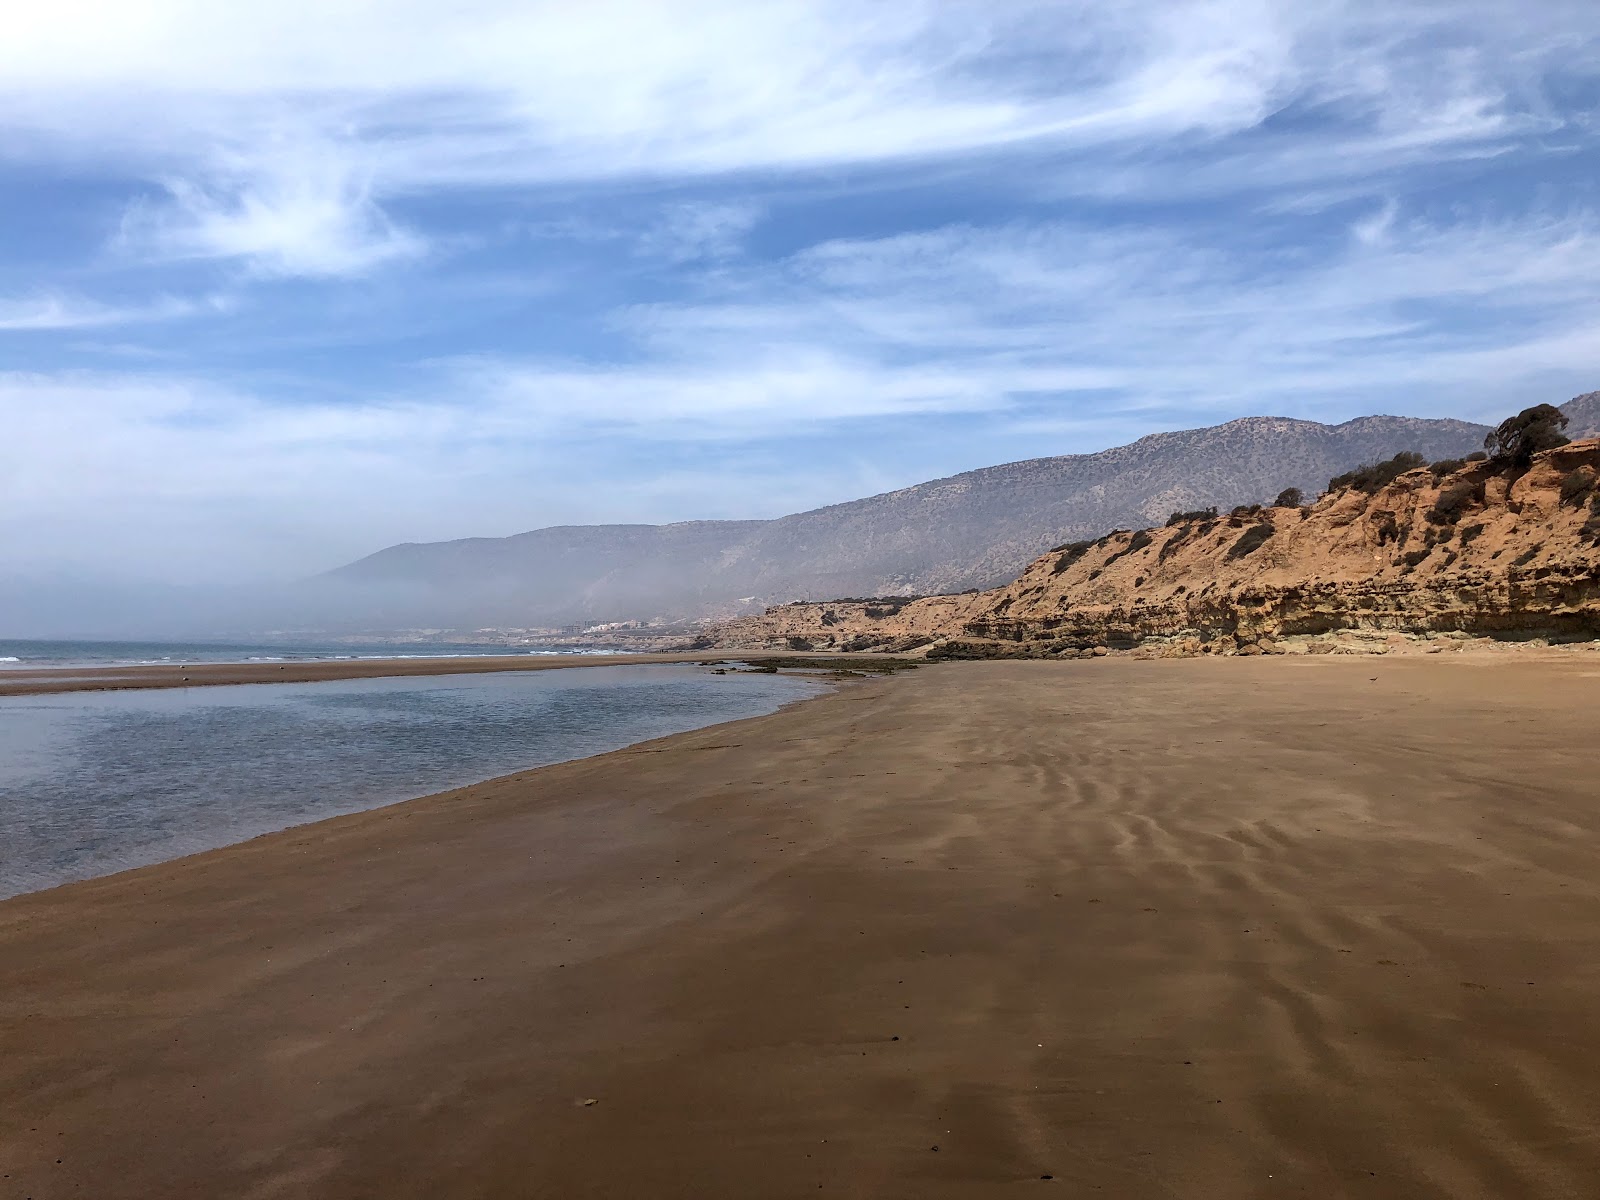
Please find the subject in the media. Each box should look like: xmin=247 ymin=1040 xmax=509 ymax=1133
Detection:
xmin=6 ymin=2 xmax=1600 ymax=634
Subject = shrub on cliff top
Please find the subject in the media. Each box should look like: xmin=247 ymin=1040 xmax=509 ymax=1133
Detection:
xmin=1166 ymin=507 xmax=1219 ymax=526
xmin=1225 ymin=523 xmax=1275 ymax=560
xmin=1427 ymin=481 xmax=1482 ymax=525
xmin=1272 ymin=487 xmax=1304 ymax=508
xmin=1099 ymin=529 xmax=1155 ymax=570
xmin=1050 ymin=539 xmax=1096 ymax=573
xmin=1328 ymin=451 xmax=1425 ymax=495
xmin=1485 ymin=404 xmax=1569 ymax=470
xmin=1559 ymin=466 xmax=1596 ymax=506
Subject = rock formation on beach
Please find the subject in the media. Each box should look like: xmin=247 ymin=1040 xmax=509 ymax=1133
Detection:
xmin=700 ymin=431 xmax=1600 ymax=657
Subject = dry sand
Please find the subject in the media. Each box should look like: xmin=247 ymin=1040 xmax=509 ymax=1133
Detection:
xmin=0 ymin=651 xmax=736 ymax=696
xmin=3 ymin=656 xmax=1599 ymax=1198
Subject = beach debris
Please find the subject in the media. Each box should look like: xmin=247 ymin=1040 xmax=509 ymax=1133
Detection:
xmin=576 ymin=1097 xmax=600 ymax=1107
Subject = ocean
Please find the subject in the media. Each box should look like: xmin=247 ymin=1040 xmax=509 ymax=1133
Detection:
xmin=0 ymin=637 xmax=620 ymax=670
xmin=0 ymin=664 xmax=821 ymax=899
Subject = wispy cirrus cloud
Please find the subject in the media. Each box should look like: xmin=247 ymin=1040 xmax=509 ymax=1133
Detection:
xmin=0 ymin=291 xmax=226 ymax=331
xmin=454 ymin=206 xmax=1600 ymax=435
xmin=3 ymin=1 xmax=1595 ymax=279
xmin=114 ymin=136 xmax=425 ymax=278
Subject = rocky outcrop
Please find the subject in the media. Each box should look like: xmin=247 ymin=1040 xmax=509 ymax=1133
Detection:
xmin=702 ymin=440 xmax=1600 ymax=656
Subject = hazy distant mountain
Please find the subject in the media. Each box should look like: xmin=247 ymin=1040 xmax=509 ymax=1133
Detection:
xmin=321 ymin=410 xmax=1504 ymax=628
xmin=1564 ymin=391 xmax=1600 ymax=439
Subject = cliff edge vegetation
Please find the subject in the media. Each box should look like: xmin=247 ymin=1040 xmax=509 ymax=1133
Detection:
xmin=701 ymin=407 xmax=1600 ymax=658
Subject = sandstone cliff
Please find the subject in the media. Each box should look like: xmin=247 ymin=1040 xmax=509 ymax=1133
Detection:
xmin=702 ymin=439 xmax=1600 ymax=657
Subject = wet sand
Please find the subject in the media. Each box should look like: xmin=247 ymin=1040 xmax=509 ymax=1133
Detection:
xmin=0 ymin=651 xmax=731 ymax=696
xmin=3 ymin=656 xmax=1599 ymax=1198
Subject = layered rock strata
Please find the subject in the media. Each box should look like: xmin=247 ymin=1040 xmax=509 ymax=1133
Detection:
xmin=700 ymin=441 xmax=1600 ymax=657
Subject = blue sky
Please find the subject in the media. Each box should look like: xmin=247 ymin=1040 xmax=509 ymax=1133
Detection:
xmin=4 ymin=0 xmax=1600 ymax=591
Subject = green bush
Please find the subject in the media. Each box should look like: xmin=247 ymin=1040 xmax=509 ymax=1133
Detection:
xmin=1166 ymin=507 xmax=1219 ymax=526
xmin=1427 ymin=481 xmax=1481 ymax=525
xmin=1559 ymin=467 xmax=1596 ymax=506
xmin=1050 ymin=539 xmax=1096 ymax=573
xmin=1099 ymin=528 xmax=1154 ymax=570
xmin=1328 ymin=451 xmax=1426 ymax=494
xmin=1272 ymin=487 xmax=1304 ymax=508
xmin=1485 ymin=404 xmax=1569 ymax=469
xmin=1226 ymin=523 xmax=1274 ymax=560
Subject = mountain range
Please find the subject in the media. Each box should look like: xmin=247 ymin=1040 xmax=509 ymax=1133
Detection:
xmin=319 ymin=395 xmax=1598 ymax=630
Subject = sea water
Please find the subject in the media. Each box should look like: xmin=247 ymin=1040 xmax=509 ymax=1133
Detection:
xmin=0 ymin=637 xmax=620 ymax=669
xmin=0 ymin=665 xmax=820 ymax=899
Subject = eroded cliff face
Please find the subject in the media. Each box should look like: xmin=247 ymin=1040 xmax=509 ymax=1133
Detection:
xmin=701 ymin=440 xmax=1600 ymax=657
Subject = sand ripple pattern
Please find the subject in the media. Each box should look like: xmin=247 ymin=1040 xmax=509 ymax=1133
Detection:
xmin=2 ymin=655 xmax=1599 ymax=1198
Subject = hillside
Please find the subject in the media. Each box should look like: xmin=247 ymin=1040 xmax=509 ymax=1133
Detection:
xmin=702 ymin=437 xmax=1600 ymax=656
xmin=320 ymin=412 xmax=1489 ymax=628
xmin=1565 ymin=391 xmax=1600 ymax=438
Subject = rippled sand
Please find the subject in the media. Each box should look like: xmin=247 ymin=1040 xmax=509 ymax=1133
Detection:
xmin=3 ymin=656 xmax=1598 ymax=1198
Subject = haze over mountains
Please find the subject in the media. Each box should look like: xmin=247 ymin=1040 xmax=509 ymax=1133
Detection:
xmin=321 ymin=408 xmax=1514 ymax=630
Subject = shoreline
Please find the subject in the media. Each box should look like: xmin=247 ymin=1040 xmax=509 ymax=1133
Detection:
xmin=0 ymin=649 xmax=743 ymax=696
xmin=2 ymin=664 xmax=835 ymax=904
xmin=4 ymin=656 xmax=1599 ymax=1196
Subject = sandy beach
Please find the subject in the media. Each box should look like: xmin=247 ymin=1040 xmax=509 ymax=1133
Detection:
xmin=3 ymin=655 xmax=1599 ymax=1198
xmin=0 ymin=651 xmax=736 ymax=697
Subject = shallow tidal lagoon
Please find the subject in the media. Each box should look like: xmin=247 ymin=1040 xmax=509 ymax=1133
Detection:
xmin=0 ymin=664 xmax=821 ymax=898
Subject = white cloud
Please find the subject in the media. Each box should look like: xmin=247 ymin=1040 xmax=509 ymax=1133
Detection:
xmin=0 ymin=292 xmax=218 ymax=331
xmin=634 ymin=202 xmax=763 ymax=263
xmin=1 ymin=1 xmax=1594 ymax=281
xmin=1350 ymin=199 xmax=1399 ymax=246
xmin=454 ymin=208 xmax=1600 ymax=435
xmin=457 ymin=353 xmax=1117 ymax=437
xmin=115 ymin=136 xmax=425 ymax=277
